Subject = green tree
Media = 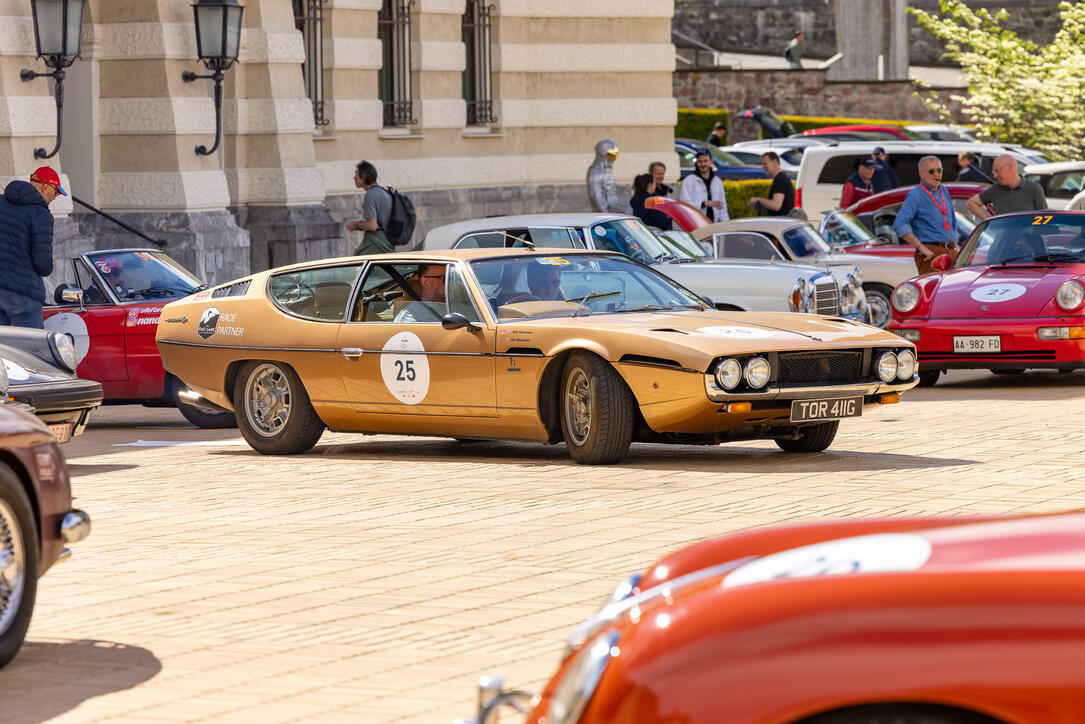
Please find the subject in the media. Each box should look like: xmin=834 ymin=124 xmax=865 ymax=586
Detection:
xmin=910 ymin=0 xmax=1085 ymax=160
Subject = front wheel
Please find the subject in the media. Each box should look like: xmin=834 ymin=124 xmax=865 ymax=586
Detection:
xmin=0 ymin=463 xmax=39 ymax=669
xmin=862 ymin=283 xmax=894 ymax=329
xmin=559 ymin=353 xmax=634 ymax=465
xmin=918 ymin=368 xmax=941 ymax=387
xmin=775 ymin=421 xmax=839 ymax=453
xmin=234 ymin=361 xmax=324 ymax=455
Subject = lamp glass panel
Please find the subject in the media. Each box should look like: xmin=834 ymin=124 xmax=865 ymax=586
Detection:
xmin=224 ymin=6 xmax=243 ymax=60
xmin=34 ymin=0 xmax=65 ymax=55
xmin=66 ymin=0 xmax=84 ymax=56
xmin=196 ymin=6 xmax=225 ymax=59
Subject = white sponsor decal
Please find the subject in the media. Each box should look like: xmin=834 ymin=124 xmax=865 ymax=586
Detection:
xmin=380 ymin=332 xmax=430 ymax=405
xmin=697 ymin=325 xmax=775 ymax=339
xmin=3 ymin=359 xmax=30 ymax=381
xmin=970 ymin=283 xmax=1027 ymax=303
xmin=44 ymin=312 xmax=91 ymax=363
xmin=723 ymin=533 xmax=933 ymax=589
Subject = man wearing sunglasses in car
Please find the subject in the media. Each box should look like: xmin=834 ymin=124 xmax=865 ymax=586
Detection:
xmin=894 ymin=156 xmax=968 ymax=274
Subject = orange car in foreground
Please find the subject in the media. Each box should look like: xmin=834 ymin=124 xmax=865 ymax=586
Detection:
xmin=460 ymin=513 xmax=1085 ymax=724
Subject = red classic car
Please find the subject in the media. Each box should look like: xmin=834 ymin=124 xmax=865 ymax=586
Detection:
xmin=801 ymin=124 xmax=918 ymax=141
xmin=890 ymin=210 xmax=1085 ymax=386
xmin=0 ymin=402 xmax=90 ymax=667
xmin=43 ymin=249 xmax=234 ymax=428
xmin=460 ymin=511 xmax=1085 ymax=724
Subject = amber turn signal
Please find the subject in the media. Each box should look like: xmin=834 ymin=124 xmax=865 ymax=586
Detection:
xmin=880 ymin=393 xmax=901 ymax=405
xmin=725 ymin=402 xmax=752 ymax=413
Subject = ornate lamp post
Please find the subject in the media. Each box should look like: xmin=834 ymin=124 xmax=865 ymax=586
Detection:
xmin=20 ymin=0 xmax=86 ymax=160
xmin=182 ymin=0 xmax=245 ymax=156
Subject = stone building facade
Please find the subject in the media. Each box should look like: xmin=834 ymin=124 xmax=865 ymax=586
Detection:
xmin=0 ymin=0 xmax=677 ymax=286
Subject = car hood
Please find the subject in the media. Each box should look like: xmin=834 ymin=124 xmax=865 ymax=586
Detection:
xmin=928 ymin=265 xmax=1072 ymax=318
xmin=659 ymin=260 xmax=824 ymax=282
xmin=0 ymin=343 xmax=73 ymax=386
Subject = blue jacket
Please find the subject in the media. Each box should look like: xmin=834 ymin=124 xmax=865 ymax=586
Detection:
xmin=0 ymin=180 xmax=54 ymax=303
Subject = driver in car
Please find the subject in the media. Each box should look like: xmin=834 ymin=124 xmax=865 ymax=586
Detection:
xmin=393 ymin=264 xmax=447 ymax=322
xmin=526 ymin=263 xmax=564 ymax=301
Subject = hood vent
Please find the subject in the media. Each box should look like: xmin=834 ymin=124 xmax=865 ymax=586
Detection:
xmin=650 ymin=328 xmax=689 ymax=334
xmin=620 ymin=354 xmax=682 ymax=369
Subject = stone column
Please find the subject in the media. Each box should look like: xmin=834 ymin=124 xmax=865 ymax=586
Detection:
xmin=884 ymin=0 xmax=909 ymax=81
xmin=827 ymin=0 xmax=883 ymax=82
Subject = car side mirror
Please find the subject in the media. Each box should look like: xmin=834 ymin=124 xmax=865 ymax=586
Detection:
xmin=61 ymin=287 xmax=86 ymax=309
xmin=441 ymin=312 xmax=480 ymax=332
xmin=931 ymin=254 xmax=953 ymax=272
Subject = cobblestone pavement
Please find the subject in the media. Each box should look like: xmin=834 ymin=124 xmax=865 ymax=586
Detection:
xmin=6 ymin=370 xmax=1084 ymax=723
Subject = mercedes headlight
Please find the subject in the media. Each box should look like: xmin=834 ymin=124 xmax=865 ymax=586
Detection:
xmin=48 ymin=331 xmax=78 ymax=372
xmin=877 ymin=351 xmax=898 ymax=383
xmin=715 ymin=358 xmax=742 ymax=390
xmin=0 ymin=358 xmax=8 ymax=397
xmin=850 ymin=265 xmax=863 ymax=286
xmin=789 ymin=278 xmax=810 ymax=313
xmin=891 ymin=282 xmax=920 ymax=314
xmin=1055 ymin=279 xmax=1084 ymax=312
xmin=744 ymin=357 xmax=771 ymax=388
xmin=896 ymin=349 xmax=917 ymax=379
xmin=549 ymin=631 xmax=621 ymax=724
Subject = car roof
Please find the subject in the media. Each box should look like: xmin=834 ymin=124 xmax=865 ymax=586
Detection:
xmin=423 ymin=213 xmax=634 ymax=247
xmin=1023 ymin=161 xmax=1085 ymax=175
xmin=259 ymin=246 xmax=617 ymax=276
xmin=692 ymin=217 xmax=804 ymax=240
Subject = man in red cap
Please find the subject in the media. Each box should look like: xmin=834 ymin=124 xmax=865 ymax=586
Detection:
xmin=0 ymin=166 xmax=67 ymax=328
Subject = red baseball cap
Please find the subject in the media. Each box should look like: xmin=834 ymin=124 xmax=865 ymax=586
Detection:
xmin=30 ymin=166 xmax=68 ymax=196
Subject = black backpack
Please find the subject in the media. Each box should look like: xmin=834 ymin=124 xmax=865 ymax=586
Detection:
xmin=382 ymin=186 xmax=416 ymax=247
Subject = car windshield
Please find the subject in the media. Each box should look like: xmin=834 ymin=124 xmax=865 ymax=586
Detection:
xmin=588 ymin=218 xmax=681 ymax=263
xmin=955 ymin=213 xmax=1085 ymax=267
xmin=87 ymin=250 xmax=204 ymax=301
xmin=781 ymin=225 xmax=832 ymax=258
xmin=821 ymin=211 xmax=876 ymax=246
xmin=469 ymin=253 xmax=709 ymax=321
xmin=658 ymin=230 xmax=710 ymax=260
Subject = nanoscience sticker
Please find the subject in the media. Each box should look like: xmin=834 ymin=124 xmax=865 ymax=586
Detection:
xmin=380 ymin=332 xmax=430 ymax=405
xmin=723 ymin=533 xmax=933 ymax=589
xmin=970 ymin=283 xmax=1027 ymax=303
xmin=697 ymin=326 xmax=775 ymax=339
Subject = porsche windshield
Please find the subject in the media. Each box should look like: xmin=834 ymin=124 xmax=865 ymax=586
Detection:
xmin=87 ymin=250 xmax=204 ymax=301
xmin=781 ymin=225 xmax=832 ymax=258
xmin=469 ymin=253 xmax=709 ymax=321
xmin=955 ymin=213 xmax=1085 ymax=267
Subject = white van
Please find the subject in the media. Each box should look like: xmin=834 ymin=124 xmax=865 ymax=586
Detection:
xmin=796 ymin=141 xmax=1047 ymax=221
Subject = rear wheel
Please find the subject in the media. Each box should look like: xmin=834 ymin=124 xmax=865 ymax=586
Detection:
xmin=775 ymin=421 xmax=839 ymax=453
xmin=803 ymin=704 xmax=988 ymax=724
xmin=234 ymin=361 xmax=324 ymax=455
xmin=862 ymin=283 xmax=894 ymax=329
xmin=0 ymin=463 xmax=38 ymax=669
xmin=918 ymin=368 xmax=941 ymax=387
xmin=559 ymin=352 xmax=634 ymax=465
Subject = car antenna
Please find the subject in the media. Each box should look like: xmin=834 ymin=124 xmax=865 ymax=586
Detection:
xmin=497 ymin=231 xmax=535 ymax=251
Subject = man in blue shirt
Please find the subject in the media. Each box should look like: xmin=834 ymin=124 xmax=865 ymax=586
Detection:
xmin=894 ymin=155 xmax=968 ymax=274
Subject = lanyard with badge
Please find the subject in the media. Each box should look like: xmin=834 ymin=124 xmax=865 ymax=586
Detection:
xmin=920 ymin=183 xmax=951 ymax=233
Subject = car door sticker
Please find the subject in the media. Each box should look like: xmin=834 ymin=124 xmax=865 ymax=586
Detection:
xmin=44 ymin=312 xmax=91 ymax=363
xmin=380 ymin=332 xmax=430 ymax=405
xmin=970 ymin=283 xmax=1026 ymax=303
xmin=697 ymin=326 xmax=775 ymax=339
xmin=3 ymin=359 xmax=30 ymax=381
xmin=723 ymin=533 xmax=932 ymax=589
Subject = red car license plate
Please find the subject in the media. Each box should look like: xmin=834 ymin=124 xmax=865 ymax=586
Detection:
xmin=953 ymin=335 xmax=1001 ymax=353
xmin=48 ymin=423 xmax=73 ymax=444
xmin=790 ymin=397 xmax=863 ymax=423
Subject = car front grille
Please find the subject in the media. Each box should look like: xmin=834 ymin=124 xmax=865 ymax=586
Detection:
xmin=811 ymin=278 xmax=840 ymax=316
xmin=778 ymin=350 xmax=863 ymax=385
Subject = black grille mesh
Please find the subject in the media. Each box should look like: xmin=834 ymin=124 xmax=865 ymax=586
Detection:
xmin=778 ymin=351 xmax=863 ymax=384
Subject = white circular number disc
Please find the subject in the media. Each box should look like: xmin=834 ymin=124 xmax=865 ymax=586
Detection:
xmin=723 ymin=533 xmax=933 ymax=589
xmin=970 ymin=283 xmax=1026 ymax=303
xmin=380 ymin=332 xmax=430 ymax=405
xmin=44 ymin=312 xmax=91 ymax=363
xmin=697 ymin=325 xmax=775 ymax=339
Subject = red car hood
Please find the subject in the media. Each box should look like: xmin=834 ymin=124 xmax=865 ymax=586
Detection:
xmin=928 ymin=265 xmax=1069 ymax=318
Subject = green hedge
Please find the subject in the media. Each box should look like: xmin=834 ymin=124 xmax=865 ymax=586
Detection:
xmin=676 ymin=109 xmax=728 ymax=145
xmin=723 ymin=179 xmax=773 ymax=219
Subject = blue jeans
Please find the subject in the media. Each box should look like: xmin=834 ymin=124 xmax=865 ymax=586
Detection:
xmin=0 ymin=289 xmax=44 ymax=329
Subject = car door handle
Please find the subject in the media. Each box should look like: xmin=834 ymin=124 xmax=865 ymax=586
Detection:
xmin=341 ymin=348 xmax=363 ymax=359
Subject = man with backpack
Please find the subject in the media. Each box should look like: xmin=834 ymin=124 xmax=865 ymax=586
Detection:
xmin=347 ymin=160 xmax=416 ymax=254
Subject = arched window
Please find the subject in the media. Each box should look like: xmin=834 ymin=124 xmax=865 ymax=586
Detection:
xmin=293 ymin=0 xmax=329 ymax=127
xmin=462 ymin=0 xmax=496 ymax=125
xmin=379 ymin=0 xmax=415 ymax=127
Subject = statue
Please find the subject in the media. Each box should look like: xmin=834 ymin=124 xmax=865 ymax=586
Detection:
xmin=586 ymin=139 xmax=630 ymax=214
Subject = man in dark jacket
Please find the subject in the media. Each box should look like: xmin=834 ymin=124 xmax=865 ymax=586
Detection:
xmin=0 ymin=166 xmax=65 ymax=328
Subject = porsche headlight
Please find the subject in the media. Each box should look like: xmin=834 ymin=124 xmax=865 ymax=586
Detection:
xmin=891 ymin=282 xmax=921 ymax=314
xmin=896 ymin=349 xmax=917 ymax=379
xmin=1055 ymin=279 xmax=1085 ymax=312
xmin=0 ymin=358 xmax=8 ymax=397
xmin=548 ymin=631 xmax=621 ymax=724
xmin=714 ymin=358 xmax=742 ymax=390
xmin=877 ymin=351 xmax=898 ymax=383
xmin=744 ymin=357 xmax=771 ymax=388
xmin=49 ymin=331 xmax=78 ymax=372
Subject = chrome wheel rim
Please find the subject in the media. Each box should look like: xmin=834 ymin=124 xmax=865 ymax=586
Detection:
xmin=564 ymin=367 xmax=593 ymax=446
xmin=245 ymin=364 xmax=292 ymax=437
xmin=867 ymin=292 xmax=891 ymax=329
xmin=0 ymin=499 xmax=26 ymax=636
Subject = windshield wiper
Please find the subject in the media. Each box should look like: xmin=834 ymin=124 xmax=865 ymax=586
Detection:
xmin=617 ymin=304 xmax=705 ymax=313
xmin=665 ymin=257 xmax=698 ymax=264
xmin=994 ymin=253 xmax=1064 ymax=265
xmin=569 ymin=290 xmax=621 ymax=317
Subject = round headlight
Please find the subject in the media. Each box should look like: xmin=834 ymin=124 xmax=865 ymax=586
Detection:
xmin=850 ymin=265 xmax=863 ymax=286
xmin=877 ymin=351 xmax=898 ymax=382
xmin=715 ymin=358 xmax=742 ymax=390
xmin=744 ymin=357 xmax=771 ymax=388
xmin=1055 ymin=279 xmax=1085 ymax=312
xmin=49 ymin=331 xmax=79 ymax=372
xmin=789 ymin=278 xmax=807 ymax=313
xmin=0 ymin=358 xmax=8 ymax=397
xmin=548 ymin=631 xmax=621 ymax=724
xmin=891 ymin=282 xmax=921 ymax=314
xmin=896 ymin=349 xmax=917 ymax=379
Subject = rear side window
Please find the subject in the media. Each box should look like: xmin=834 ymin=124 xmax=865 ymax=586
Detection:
xmin=269 ymin=264 xmax=363 ymax=321
xmin=817 ymin=155 xmax=864 ymax=185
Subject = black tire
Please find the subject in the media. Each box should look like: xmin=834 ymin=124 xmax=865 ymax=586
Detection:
xmin=170 ymin=377 xmax=237 ymax=429
xmin=990 ymin=369 xmax=1025 ymax=375
xmin=233 ymin=361 xmax=324 ymax=455
xmin=0 ymin=463 xmax=39 ymax=669
xmin=862 ymin=283 xmax=894 ymax=329
xmin=559 ymin=352 xmax=634 ymax=465
xmin=803 ymin=704 xmax=984 ymax=724
xmin=918 ymin=368 xmax=941 ymax=387
xmin=775 ymin=421 xmax=839 ymax=453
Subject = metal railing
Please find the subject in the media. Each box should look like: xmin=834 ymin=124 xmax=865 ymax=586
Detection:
xmin=294 ymin=0 xmax=330 ymax=127
xmin=72 ymin=196 xmax=166 ymax=247
xmin=379 ymin=0 xmax=416 ymax=127
xmin=462 ymin=0 xmax=497 ymax=126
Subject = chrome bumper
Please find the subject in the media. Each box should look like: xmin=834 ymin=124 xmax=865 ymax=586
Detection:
xmin=454 ymin=674 xmax=535 ymax=724
xmin=704 ymin=375 xmax=919 ymax=403
xmin=57 ymin=509 xmax=91 ymax=563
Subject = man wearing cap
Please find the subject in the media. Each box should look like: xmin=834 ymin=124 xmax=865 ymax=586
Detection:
xmin=870 ymin=147 xmax=900 ymax=194
xmin=0 ymin=166 xmax=65 ymax=328
xmin=894 ymin=155 xmax=967 ymax=274
xmin=840 ymin=158 xmax=877 ymax=208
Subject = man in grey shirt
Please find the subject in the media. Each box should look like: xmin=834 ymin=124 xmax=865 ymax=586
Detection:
xmin=347 ymin=160 xmax=394 ymax=255
xmin=965 ymin=154 xmax=1046 ymax=219
xmin=394 ymin=264 xmax=447 ymax=323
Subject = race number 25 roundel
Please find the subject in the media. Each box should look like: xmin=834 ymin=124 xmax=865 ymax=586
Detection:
xmin=380 ymin=332 xmax=431 ymax=404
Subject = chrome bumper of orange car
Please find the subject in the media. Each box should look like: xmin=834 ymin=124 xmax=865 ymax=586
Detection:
xmin=703 ymin=376 xmax=919 ymax=403
xmin=453 ymin=673 xmax=535 ymax=724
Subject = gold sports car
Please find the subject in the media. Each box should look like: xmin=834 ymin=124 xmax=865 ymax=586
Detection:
xmin=156 ymin=248 xmax=918 ymax=464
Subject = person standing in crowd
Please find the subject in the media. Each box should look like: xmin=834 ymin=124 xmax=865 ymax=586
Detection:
xmin=965 ymin=154 xmax=1046 ymax=220
xmin=346 ymin=160 xmax=393 ymax=255
xmin=870 ymin=147 xmax=901 ymax=193
xmin=649 ymin=161 xmax=672 ymax=197
xmin=840 ymin=158 xmax=877 ymax=208
xmin=705 ymin=122 xmax=727 ymax=147
xmin=747 ymin=152 xmax=794 ymax=216
xmin=784 ymin=30 xmax=804 ymax=69
xmin=1067 ymin=187 xmax=1085 ymax=211
xmin=894 ymin=156 xmax=967 ymax=274
xmin=679 ymin=150 xmax=728 ymax=222
xmin=956 ymin=151 xmax=992 ymax=183
xmin=0 ymin=166 xmax=64 ymax=329
xmin=630 ymin=174 xmax=672 ymax=230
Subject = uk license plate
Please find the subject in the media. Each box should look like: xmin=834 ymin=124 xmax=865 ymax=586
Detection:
xmin=953 ymin=335 xmax=1001 ymax=353
xmin=48 ymin=423 xmax=73 ymax=444
xmin=790 ymin=397 xmax=863 ymax=423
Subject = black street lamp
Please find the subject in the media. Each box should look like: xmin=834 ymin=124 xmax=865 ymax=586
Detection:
xmin=182 ymin=0 xmax=245 ymax=156
xmin=20 ymin=0 xmax=86 ymax=160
